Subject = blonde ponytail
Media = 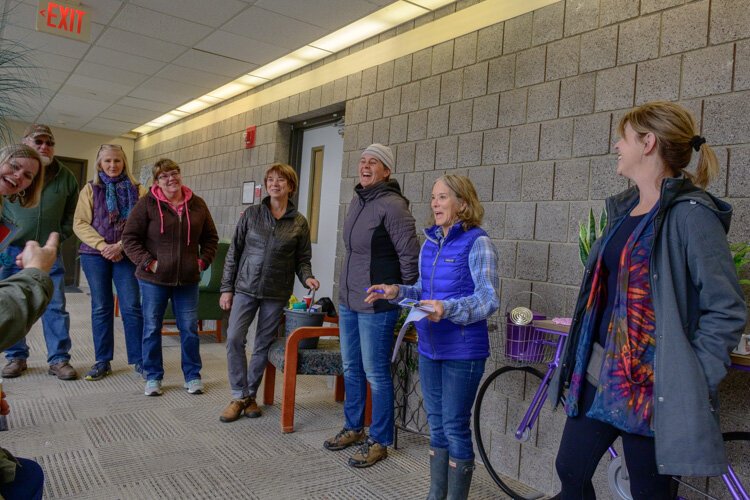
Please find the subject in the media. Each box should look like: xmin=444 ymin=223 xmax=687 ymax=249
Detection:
xmin=618 ymin=101 xmax=719 ymax=189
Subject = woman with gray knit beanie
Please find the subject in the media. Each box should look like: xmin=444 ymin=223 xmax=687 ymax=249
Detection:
xmin=323 ymin=143 xmax=420 ymax=468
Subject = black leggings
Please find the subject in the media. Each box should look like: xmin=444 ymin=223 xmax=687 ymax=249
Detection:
xmin=555 ymin=382 xmax=672 ymax=500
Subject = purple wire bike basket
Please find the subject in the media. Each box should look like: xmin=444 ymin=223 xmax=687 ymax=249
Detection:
xmin=504 ymin=311 xmax=548 ymax=363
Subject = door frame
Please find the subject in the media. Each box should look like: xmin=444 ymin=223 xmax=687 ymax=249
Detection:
xmin=57 ymin=155 xmax=87 ymax=288
xmin=287 ymin=111 xmax=344 ymax=207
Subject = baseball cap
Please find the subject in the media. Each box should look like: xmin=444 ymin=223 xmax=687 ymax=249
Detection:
xmin=23 ymin=124 xmax=54 ymax=141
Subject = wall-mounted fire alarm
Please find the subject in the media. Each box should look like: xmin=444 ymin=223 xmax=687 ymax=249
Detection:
xmin=244 ymin=126 xmax=256 ymax=149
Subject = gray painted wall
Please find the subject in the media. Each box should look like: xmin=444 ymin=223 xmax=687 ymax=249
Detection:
xmin=134 ymin=0 xmax=750 ymax=495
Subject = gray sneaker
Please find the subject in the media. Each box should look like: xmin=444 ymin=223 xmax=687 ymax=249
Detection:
xmin=144 ymin=380 xmax=162 ymax=396
xmin=183 ymin=379 xmax=203 ymax=395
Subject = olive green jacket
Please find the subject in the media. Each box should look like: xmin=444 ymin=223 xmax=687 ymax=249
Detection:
xmin=0 ymin=268 xmax=53 ymax=485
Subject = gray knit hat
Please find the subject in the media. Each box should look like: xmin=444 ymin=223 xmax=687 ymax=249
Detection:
xmin=361 ymin=143 xmax=394 ymax=170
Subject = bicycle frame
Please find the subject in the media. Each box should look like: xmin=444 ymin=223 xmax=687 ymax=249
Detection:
xmin=489 ymin=319 xmax=749 ymax=500
xmin=512 ymin=325 xmax=568 ymax=440
xmin=722 ymin=462 xmax=749 ymax=500
xmin=608 ymin=438 xmax=749 ymax=500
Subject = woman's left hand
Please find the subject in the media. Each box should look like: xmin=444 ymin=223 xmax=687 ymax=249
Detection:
xmin=101 ymin=242 xmax=123 ymax=261
xmin=305 ymin=278 xmax=320 ymax=290
xmin=420 ymin=300 xmax=444 ymax=322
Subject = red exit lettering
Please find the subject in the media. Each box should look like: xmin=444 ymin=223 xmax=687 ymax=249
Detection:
xmin=42 ymin=2 xmax=87 ymax=35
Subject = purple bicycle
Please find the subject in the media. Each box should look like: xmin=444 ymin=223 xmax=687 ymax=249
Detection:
xmin=473 ymin=314 xmax=749 ymax=499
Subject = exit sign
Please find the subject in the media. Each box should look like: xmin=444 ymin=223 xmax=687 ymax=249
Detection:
xmin=36 ymin=0 xmax=91 ymax=42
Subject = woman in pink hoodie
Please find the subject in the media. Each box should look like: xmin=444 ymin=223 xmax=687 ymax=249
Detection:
xmin=122 ymin=158 xmax=218 ymax=397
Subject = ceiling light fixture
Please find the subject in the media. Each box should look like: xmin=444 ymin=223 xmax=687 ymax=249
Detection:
xmin=132 ymin=0 xmax=457 ymax=136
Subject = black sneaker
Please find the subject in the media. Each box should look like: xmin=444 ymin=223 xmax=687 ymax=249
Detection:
xmin=85 ymin=362 xmax=111 ymax=381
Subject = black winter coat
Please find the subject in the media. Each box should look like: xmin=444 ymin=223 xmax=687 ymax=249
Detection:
xmin=220 ymin=197 xmax=314 ymax=300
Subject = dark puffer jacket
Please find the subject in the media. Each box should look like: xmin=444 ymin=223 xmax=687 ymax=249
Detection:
xmin=220 ymin=197 xmax=314 ymax=300
xmin=339 ymin=179 xmax=419 ymax=313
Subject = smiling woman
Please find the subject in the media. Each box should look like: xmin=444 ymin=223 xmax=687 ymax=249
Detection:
xmin=0 ymin=144 xmax=45 ymax=214
xmin=122 ymin=158 xmax=218 ymax=397
xmin=73 ymin=144 xmax=147 ymax=383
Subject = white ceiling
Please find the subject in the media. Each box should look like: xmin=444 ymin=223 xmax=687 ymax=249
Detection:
xmin=2 ymin=0 xmax=402 ymax=137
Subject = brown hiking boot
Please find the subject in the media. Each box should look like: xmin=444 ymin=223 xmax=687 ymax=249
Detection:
xmin=220 ymin=397 xmax=251 ymax=423
xmin=323 ymin=428 xmax=366 ymax=451
xmin=48 ymin=361 xmax=78 ymax=380
xmin=244 ymin=397 xmax=262 ymax=418
xmin=349 ymin=439 xmax=387 ymax=468
xmin=2 ymin=359 xmax=27 ymax=378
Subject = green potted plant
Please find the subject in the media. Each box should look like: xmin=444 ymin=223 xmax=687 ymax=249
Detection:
xmin=578 ymin=207 xmax=607 ymax=266
xmin=730 ymin=242 xmax=750 ymax=355
xmin=730 ymin=242 xmax=750 ymax=287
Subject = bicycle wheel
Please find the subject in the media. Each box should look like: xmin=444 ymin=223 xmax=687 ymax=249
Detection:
xmin=474 ymin=365 xmax=546 ymax=500
xmin=671 ymin=432 xmax=750 ymax=500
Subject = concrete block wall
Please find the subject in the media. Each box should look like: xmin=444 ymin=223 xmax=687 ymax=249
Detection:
xmin=134 ymin=0 xmax=750 ymax=495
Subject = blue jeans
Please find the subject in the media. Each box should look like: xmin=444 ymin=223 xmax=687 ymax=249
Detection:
xmin=1 ymin=245 xmax=71 ymax=365
xmin=0 ymin=457 xmax=44 ymax=500
xmin=419 ymin=355 xmax=486 ymax=459
xmin=338 ymin=303 xmax=398 ymax=446
xmin=139 ymin=281 xmax=201 ymax=382
xmin=80 ymin=254 xmax=143 ymax=366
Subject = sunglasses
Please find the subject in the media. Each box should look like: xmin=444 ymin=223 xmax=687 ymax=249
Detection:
xmin=34 ymin=138 xmax=55 ymax=147
xmin=98 ymin=144 xmax=123 ymax=153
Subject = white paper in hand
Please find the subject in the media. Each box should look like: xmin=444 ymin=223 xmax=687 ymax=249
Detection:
xmin=392 ymin=304 xmax=433 ymax=363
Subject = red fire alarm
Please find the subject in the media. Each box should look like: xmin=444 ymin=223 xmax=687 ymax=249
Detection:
xmin=255 ymin=184 xmax=262 ymax=201
xmin=244 ymin=126 xmax=256 ymax=149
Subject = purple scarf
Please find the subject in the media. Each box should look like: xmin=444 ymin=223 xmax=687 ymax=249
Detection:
xmin=565 ymin=204 xmax=658 ymax=436
xmin=98 ymin=171 xmax=138 ymax=226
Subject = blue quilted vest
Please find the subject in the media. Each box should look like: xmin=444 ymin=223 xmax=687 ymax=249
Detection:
xmin=416 ymin=223 xmax=489 ymax=360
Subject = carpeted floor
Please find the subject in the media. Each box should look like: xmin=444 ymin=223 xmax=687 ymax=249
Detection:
xmin=0 ymin=291 xmax=541 ymax=499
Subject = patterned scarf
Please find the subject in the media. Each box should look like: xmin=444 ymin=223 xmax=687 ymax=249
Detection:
xmin=565 ymin=204 xmax=658 ymax=436
xmin=98 ymin=171 xmax=139 ymax=226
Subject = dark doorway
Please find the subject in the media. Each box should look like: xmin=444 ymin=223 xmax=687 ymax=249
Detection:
xmin=57 ymin=156 xmax=87 ymax=289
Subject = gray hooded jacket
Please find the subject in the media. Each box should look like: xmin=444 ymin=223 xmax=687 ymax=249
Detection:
xmin=339 ymin=179 xmax=419 ymax=313
xmin=550 ymin=176 xmax=747 ymax=476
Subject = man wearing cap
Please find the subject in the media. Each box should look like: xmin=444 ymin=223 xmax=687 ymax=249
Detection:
xmin=0 ymin=124 xmax=80 ymax=380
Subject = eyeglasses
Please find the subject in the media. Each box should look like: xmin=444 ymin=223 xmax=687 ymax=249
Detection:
xmin=34 ymin=138 xmax=55 ymax=147
xmin=157 ymin=171 xmax=181 ymax=181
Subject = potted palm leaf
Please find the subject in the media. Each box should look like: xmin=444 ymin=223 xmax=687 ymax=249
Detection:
xmin=578 ymin=207 xmax=607 ymax=266
xmin=0 ymin=8 xmax=40 ymax=145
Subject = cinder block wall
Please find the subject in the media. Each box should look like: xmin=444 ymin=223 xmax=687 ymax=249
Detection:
xmin=134 ymin=0 xmax=750 ymax=495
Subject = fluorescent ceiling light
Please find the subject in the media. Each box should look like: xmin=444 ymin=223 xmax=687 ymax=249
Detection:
xmin=237 ymin=75 xmax=269 ymax=86
xmin=149 ymin=113 xmax=182 ymax=126
xmin=133 ymin=0 xmax=455 ymax=136
xmin=312 ymin=1 xmax=427 ymax=53
xmin=409 ymin=0 xmax=456 ymax=9
xmin=133 ymin=124 xmax=157 ymax=134
xmin=250 ymin=46 xmax=331 ymax=80
xmin=177 ymin=99 xmax=213 ymax=114
xmin=208 ymin=82 xmax=252 ymax=99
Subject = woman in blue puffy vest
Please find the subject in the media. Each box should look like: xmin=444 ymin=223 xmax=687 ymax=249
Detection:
xmin=366 ymin=174 xmax=500 ymax=500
